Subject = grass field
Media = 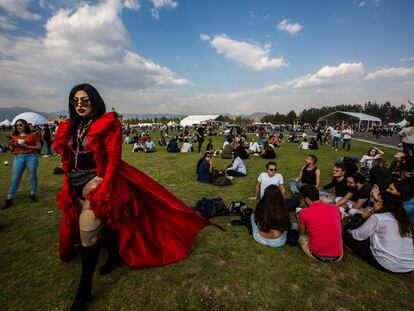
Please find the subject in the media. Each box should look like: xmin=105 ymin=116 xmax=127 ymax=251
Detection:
xmin=0 ymin=132 xmax=413 ymax=311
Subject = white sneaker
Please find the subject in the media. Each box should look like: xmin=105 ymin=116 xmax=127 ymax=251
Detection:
xmin=42 ymin=155 xmax=49 ymax=158
xmin=226 ymin=175 xmax=234 ymax=180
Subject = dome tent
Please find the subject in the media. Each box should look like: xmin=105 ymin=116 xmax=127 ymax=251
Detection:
xmin=0 ymin=118 xmax=11 ymax=126
xmin=12 ymin=112 xmax=48 ymax=126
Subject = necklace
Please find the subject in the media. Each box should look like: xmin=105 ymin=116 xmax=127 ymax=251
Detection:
xmin=74 ymin=119 xmax=92 ymax=170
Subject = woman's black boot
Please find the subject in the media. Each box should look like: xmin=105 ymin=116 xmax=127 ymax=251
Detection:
xmin=99 ymin=227 xmax=121 ymax=275
xmin=70 ymin=243 xmax=100 ymax=311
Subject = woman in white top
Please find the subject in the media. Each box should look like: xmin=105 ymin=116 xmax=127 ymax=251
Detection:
xmin=299 ymin=138 xmax=309 ymax=150
xmin=225 ymin=151 xmax=247 ymax=177
xmin=180 ymin=139 xmax=193 ymax=153
xmin=360 ymin=147 xmax=384 ymax=171
xmin=344 ymin=193 xmax=414 ymax=273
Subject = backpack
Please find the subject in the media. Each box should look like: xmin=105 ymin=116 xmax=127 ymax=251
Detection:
xmin=192 ymin=197 xmax=229 ymax=219
xmin=214 ymin=176 xmax=233 ymax=187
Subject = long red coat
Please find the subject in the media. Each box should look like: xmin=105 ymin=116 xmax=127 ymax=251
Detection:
xmin=53 ymin=112 xmax=218 ymax=268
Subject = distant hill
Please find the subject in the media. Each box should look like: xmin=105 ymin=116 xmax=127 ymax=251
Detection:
xmin=0 ymin=106 xmax=186 ymax=121
xmin=246 ymin=112 xmax=268 ymax=122
xmin=0 ymin=106 xmax=266 ymax=122
xmin=0 ymin=107 xmax=68 ymax=120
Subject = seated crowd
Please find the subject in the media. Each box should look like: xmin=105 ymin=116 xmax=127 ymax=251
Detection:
xmin=192 ymin=132 xmax=414 ymax=274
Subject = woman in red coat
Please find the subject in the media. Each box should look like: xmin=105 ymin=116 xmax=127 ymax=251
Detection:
xmin=53 ymin=84 xmax=216 ymax=311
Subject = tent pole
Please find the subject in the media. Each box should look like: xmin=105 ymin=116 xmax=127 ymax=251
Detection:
xmin=358 ymin=120 xmax=361 ymax=132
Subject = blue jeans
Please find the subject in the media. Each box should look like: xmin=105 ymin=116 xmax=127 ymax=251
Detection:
xmin=7 ymin=153 xmax=39 ymax=199
xmin=290 ymin=181 xmax=308 ymax=194
xmin=332 ymin=137 xmax=340 ymax=149
xmin=43 ymin=140 xmax=52 ymax=155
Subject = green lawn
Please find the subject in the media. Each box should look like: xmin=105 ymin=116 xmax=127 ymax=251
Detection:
xmin=0 ymin=132 xmax=412 ymax=311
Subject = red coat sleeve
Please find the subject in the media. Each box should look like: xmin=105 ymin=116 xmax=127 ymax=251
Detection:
xmin=52 ymin=120 xmax=71 ymax=174
xmin=100 ymin=118 xmax=122 ymax=190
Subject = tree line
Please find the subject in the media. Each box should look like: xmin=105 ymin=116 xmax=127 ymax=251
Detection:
xmin=261 ymin=101 xmax=413 ymax=125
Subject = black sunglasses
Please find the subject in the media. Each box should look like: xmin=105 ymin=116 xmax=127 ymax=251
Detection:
xmin=71 ymin=96 xmax=91 ymax=107
xmin=268 ymin=168 xmax=276 ymax=171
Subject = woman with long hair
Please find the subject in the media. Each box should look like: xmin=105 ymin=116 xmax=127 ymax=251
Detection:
xmin=260 ymin=141 xmax=276 ymax=159
xmin=53 ymin=84 xmax=218 ymax=310
xmin=344 ymin=192 xmax=414 ymax=273
xmin=251 ymin=185 xmax=291 ymax=247
xmin=3 ymin=119 xmax=41 ymax=208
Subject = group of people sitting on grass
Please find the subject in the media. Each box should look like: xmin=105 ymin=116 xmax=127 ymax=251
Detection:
xmin=248 ymin=156 xmax=414 ymax=274
xmin=194 ymin=135 xmax=414 ymax=273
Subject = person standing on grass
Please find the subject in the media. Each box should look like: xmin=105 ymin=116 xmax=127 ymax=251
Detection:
xmin=298 ymin=185 xmax=343 ymax=262
xmin=290 ymin=155 xmax=320 ymax=194
xmin=342 ymin=124 xmax=353 ymax=151
xmin=2 ymin=119 xmax=41 ymax=209
xmin=197 ymin=124 xmax=205 ymax=153
xmin=332 ymin=125 xmax=341 ymax=151
xmin=398 ymin=116 xmax=414 ymax=156
xmin=53 ymin=83 xmax=218 ymax=311
xmin=344 ymin=193 xmax=414 ymax=273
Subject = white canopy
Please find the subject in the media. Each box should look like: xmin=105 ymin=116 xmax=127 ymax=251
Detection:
xmin=317 ymin=111 xmax=381 ymax=130
xmin=12 ymin=112 xmax=48 ymax=125
xmin=0 ymin=118 xmax=11 ymax=126
xmin=180 ymin=115 xmax=222 ymax=126
xmin=167 ymin=121 xmax=178 ymax=126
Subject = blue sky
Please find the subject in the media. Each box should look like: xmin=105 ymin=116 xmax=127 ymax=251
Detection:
xmin=0 ymin=0 xmax=413 ymax=115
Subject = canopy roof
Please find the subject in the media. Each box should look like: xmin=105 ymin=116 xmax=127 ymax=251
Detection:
xmin=0 ymin=118 xmax=11 ymax=126
xmin=317 ymin=111 xmax=382 ymax=123
xmin=12 ymin=112 xmax=48 ymax=125
xmin=180 ymin=115 xmax=222 ymax=126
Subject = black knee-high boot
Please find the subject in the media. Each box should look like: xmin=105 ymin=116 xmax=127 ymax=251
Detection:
xmin=70 ymin=243 xmax=100 ymax=311
xmin=99 ymin=227 xmax=121 ymax=276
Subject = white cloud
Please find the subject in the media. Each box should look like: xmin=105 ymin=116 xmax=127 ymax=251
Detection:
xmin=277 ymin=19 xmax=303 ymax=35
xmin=122 ymin=0 xmax=141 ymax=10
xmin=290 ymin=63 xmax=364 ymax=88
xmin=364 ymin=67 xmax=414 ymax=80
xmin=151 ymin=0 xmax=178 ymax=20
xmin=399 ymin=57 xmax=414 ymax=62
xmin=39 ymin=0 xmax=55 ymax=11
xmin=0 ymin=16 xmax=18 ymax=30
xmin=358 ymin=1 xmax=366 ymax=7
xmin=200 ymin=33 xmax=210 ymax=41
xmin=202 ymin=34 xmax=288 ymax=71
xmin=0 ymin=0 xmax=40 ymax=20
xmin=0 ymin=0 xmax=190 ymax=111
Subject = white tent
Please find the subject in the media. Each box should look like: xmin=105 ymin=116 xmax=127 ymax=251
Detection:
xmin=180 ymin=115 xmax=222 ymax=126
xmin=167 ymin=121 xmax=178 ymax=126
xmin=12 ymin=112 xmax=48 ymax=125
xmin=317 ymin=111 xmax=382 ymax=131
xmin=0 ymin=118 xmax=11 ymax=126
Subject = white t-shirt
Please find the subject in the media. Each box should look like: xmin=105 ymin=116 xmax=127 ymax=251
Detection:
xmin=360 ymin=154 xmax=380 ymax=170
xmin=223 ymin=141 xmax=229 ymax=149
xmin=399 ymin=127 xmax=414 ymax=144
xmin=342 ymin=128 xmax=353 ymax=139
xmin=351 ymin=213 xmax=414 ymax=273
xmin=333 ymin=130 xmax=342 ymax=138
xmin=328 ymin=126 xmax=335 ymax=136
xmin=258 ymin=172 xmax=284 ymax=198
xmin=299 ymin=141 xmax=309 ymax=150
xmin=249 ymin=142 xmax=260 ymax=153
xmin=181 ymin=142 xmax=192 ymax=153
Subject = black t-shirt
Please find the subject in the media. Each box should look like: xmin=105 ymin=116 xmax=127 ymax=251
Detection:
xmin=197 ymin=127 xmax=205 ymax=142
xmin=323 ymin=177 xmax=349 ymax=197
xmin=350 ymin=184 xmax=372 ymax=207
